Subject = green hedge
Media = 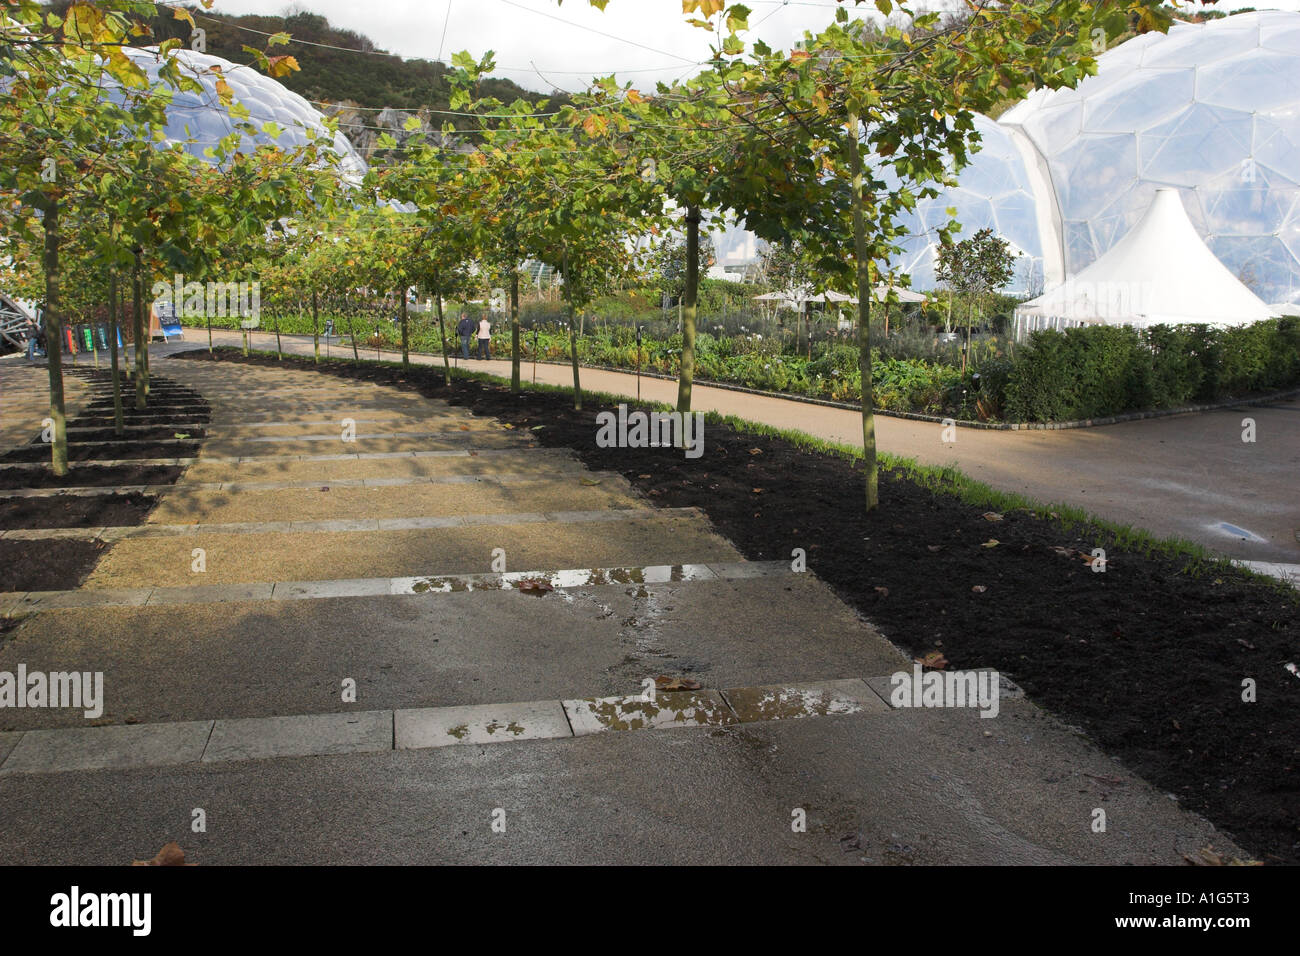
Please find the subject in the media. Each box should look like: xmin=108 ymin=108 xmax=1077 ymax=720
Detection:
xmin=1003 ymin=319 xmax=1300 ymax=422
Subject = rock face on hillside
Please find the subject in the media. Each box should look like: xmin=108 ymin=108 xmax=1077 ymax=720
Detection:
xmin=323 ymin=103 xmax=459 ymax=163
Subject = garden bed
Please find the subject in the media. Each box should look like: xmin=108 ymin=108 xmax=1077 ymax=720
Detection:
xmin=0 ymin=493 xmax=156 ymax=529
xmin=178 ymin=348 xmax=1300 ymax=864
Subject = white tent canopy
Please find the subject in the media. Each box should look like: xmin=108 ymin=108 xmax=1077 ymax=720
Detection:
xmin=1014 ymin=188 xmax=1276 ymax=338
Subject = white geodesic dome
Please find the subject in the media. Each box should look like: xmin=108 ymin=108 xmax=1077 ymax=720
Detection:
xmin=120 ymin=47 xmax=366 ymax=180
xmin=1000 ymin=9 xmax=1300 ymax=308
xmin=889 ymin=112 xmax=1046 ymax=294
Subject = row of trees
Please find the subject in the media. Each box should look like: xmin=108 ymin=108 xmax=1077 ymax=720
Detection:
xmin=3 ymin=0 xmax=1173 ymax=514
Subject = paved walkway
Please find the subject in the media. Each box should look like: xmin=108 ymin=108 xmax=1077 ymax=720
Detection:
xmin=0 ymin=349 xmax=1246 ymax=864
xmin=186 ymin=327 xmax=1300 ymax=564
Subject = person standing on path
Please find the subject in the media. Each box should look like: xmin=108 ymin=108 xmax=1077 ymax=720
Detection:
xmin=456 ymin=313 xmax=474 ymax=360
xmin=477 ymin=315 xmax=492 ymax=360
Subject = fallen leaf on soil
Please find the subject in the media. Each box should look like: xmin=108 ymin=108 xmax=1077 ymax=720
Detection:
xmin=579 ymin=477 xmax=601 ymax=486
xmin=516 ymin=579 xmax=553 ymax=595
xmin=981 ymin=511 xmax=1003 ymax=522
xmin=132 ymin=842 xmax=194 ymax=866
xmin=873 ymin=586 xmax=889 ymax=597
xmin=173 ymin=432 xmax=190 ymax=440
xmin=749 ymin=448 xmax=763 ymax=455
xmin=531 ymin=425 xmax=545 ymax=430
xmin=1236 ymin=638 xmax=1255 ymax=650
xmin=971 ymin=585 xmax=988 ymax=593
xmin=1182 ymin=846 xmax=1262 ymax=867
xmin=1286 ymin=662 xmax=1299 ymax=679
xmin=916 ymin=650 xmax=948 ymax=669
xmin=926 ymin=545 xmax=942 ymax=552
xmin=638 ymin=474 xmax=652 ymax=479
xmin=981 ymin=539 xmax=999 ymax=548
xmin=1048 ymin=511 xmax=1060 ymax=519
xmin=499 ymin=423 xmax=514 ymax=429
xmin=752 ymin=488 xmax=764 ymax=494
xmin=654 ymin=675 xmax=702 ymax=691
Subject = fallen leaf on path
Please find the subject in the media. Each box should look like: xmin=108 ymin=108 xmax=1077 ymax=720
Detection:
xmin=517 ymin=579 xmax=553 ymax=596
xmin=132 ymin=842 xmax=194 ymax=866
xmin=173 ymin=432 xmax=190 ymax=440
xmin=1183 ymin=846 xmax=1262 ymax=867
xmin=459 ymin=425 xmax=470 ymax=431
xmin=916 ymin=650 xmax=948 ymax=669
xmin=579 ymin=477 xmax=601 ymax=486
xmin=654 ymin=675 xmax=702 ymax=691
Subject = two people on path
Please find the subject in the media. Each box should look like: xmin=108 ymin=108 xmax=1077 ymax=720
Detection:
xmin=456 ymin=313 xmax=474 ymax=360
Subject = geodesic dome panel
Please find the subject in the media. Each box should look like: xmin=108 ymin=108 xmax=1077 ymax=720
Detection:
xmin=121 ymin=47 xmax=366 ymax=180
xmin=1000 ymin=10 xmax=1300 ymax=307
xmin=889 ymin=112 xmax=1046 ymax=294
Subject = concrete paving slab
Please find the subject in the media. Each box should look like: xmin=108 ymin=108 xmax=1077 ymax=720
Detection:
xmin=722 ymin=679 xmax=891 ymax=722
xmin=395 ymin=700 xmax=572 ymax=749
xmin=16 ymin=588 xmax=153 ymax=612
xmin=145 ymin=583 xmax=275 ymax=605
xmin=84 ymin=512 xmax=740 ymax=587
xmin=271 ymin=578 xmax=394 ymax=600
xmin=0 ymin=732 xmax=22 ymax=765
xmin=203 ymin=710 xmax=392 ymax=763
xmin=563 ymin=689 xmax=738 ymax=735
xmin=0 ymin=721 xmax=213 ymax=774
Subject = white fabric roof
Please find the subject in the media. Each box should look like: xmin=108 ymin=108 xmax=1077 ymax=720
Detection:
xmin=1017 ymin=188 xmax=1276 ymax=328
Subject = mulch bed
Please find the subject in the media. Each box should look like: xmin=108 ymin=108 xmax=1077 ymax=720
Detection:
xmin=0 ymin=370 xmax=206 ymax=594
xmin=0 ymin=465 xmax=184 ymax=490
xmin=0 ymin=493 xmax=156 ymax=530
xmin=0 ymin=539 xmax=108 ymax=593
xmin=177 ymin=349 xmax=1300 ymax=864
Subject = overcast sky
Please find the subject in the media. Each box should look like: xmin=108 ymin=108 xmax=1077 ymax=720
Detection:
xmin=205 ymin=0 xmax=1294 ymax=94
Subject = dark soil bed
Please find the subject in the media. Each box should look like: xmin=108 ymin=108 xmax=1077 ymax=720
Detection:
xmin=71 ymin=414 xmax=208 ymax=428
xmin=176 ymin=348 xmax=1300 ymax=865
xmin=0 ymin=441 xmax=199 ymax=463
xmin=0 ymin=493 xmax=156 ymax=529
xmin=0 ymin=538 xmax=108 ymax=592
xmin=0 ymin=371 xmax=206 ymax=591
xmin=54 ymin=426 xmax=206 ymax=443
xmin=0 ymin=465 xmax=184 ymax=489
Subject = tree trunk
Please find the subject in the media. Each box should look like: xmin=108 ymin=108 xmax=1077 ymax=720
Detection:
xmin=846 ymin=111 xmax=879 ymax=512
xmin=510 ymin=266 xmax=521 ymax=393
xmin=677 ymin=206 xmax=700 ymax=414
xmin=132 ymin=251 xmax=147 ymax=410
xmin=42 ymin=202 xmax=68 ymax=476
xmin=348 ymin=299 xmax=360 ymax=364
xmin=433 ymin=283 xmax=451 ymax=388
xmin=400 ymin=285 xmax=409 ymax=366
xmin=562 ymin=249 xmax=582 ymax=410
xmin=312 ymin=290 xmax=320 ymax=362
xmin=108 ymin=271 xmax=124 ymax=438
xmin=568 ymin=305 xmax=582 ymax=411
